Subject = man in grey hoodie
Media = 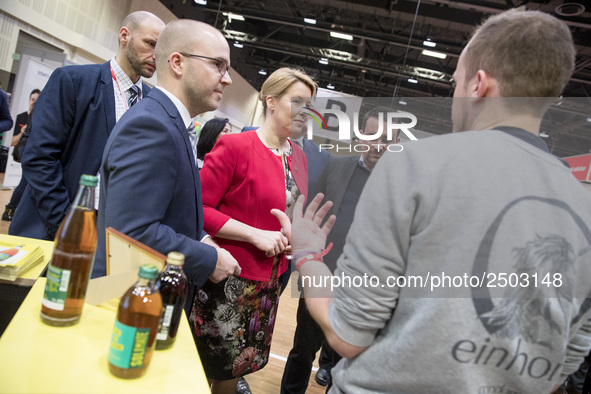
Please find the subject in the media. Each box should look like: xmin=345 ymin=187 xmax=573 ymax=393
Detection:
xmin=285 ymin=9 xmax=591 ymax=394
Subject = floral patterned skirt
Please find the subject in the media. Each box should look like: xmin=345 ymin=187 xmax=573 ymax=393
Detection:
xmin=188 ymin=271 xmax=282 ymax=380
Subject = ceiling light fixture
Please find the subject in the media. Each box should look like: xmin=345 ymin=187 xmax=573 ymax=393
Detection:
xmin=319 ymin=58 xmax=329 ymax=65
xmin=327 ymin=83 xmax=335 ymax=89
xmin=539 ymin=132 xmax=549 ymax=138
xmin=224 ymin=12 xmax=245 ymax=22
xmin=408 ymin=78 xmax=418 ymax=83
xmin=259 ymin=69 xmax=267 ymax=75
xmin=398 ymin=100 xmax=407 ymax=105
xmin=421 ymin=50 xmax=447 ymax=59
xmin=233 ymin=41 xmax=243 ymax=48
xmin=304 ymin=17 xmax=317 ymax=24
xmin=423 ymin=39 xmax=436 ymax=48
xmin=330 ymin=31 xmax=353 ymax=40
xmin=194 ymin=0 xmax=207 ymax=4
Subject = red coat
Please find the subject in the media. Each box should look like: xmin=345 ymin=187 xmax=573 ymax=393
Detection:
xmin=200 ymin=130 xmax=308 ymax=281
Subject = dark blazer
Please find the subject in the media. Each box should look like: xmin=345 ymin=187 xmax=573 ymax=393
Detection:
xmin=314 ymin=155 xmax=360 ymax=217
xmin=301 ymin=138 xmax=330 ymax=200
xmin=10 ymin=61 xmax=151 ymax=240
xmin=94 ymin=88 xmax=217 ymax=289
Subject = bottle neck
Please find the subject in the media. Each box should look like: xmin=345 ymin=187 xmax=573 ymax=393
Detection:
xmin=166 ymin=264 xmax=183 ymax=271
xmin=137 ymin=277 xmax=156 ymax=287
xmin=73 ymin=184 xmax=96 ymax=211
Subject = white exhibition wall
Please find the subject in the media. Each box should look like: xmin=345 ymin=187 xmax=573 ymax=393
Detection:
xmin=0 ymin=0 xmax=261 ymax=132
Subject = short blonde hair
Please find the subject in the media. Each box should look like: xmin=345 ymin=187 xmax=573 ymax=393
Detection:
xmin=259 ymin=68 xmax=317 ymax=117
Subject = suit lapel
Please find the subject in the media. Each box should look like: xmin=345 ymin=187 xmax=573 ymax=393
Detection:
xmin=100 ymin=62 xmax=116 ymax=135
xmin=141 ymin=83 xmax=151 ymax=98
xmin=149 ymin=89 xmax=202 ymax=214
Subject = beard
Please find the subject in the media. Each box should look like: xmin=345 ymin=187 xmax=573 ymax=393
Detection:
xmin=126 ymin=38 xmax=155 ymax=79
xmin=183 ymin=64 xmax=221 ymax=115
xmin=184 ymin=82 xmax=219 ymax=116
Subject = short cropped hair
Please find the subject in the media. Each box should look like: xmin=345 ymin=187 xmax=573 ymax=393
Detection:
xmin=259 ymin=68 xmax=317 ymax=117
xmin=154 ymin=20 xmax=195 ymax=74
xmin=120 ymin=11 xmax=155 ymax=32
xmin=464 ymin=10 xmax=575 ymax=98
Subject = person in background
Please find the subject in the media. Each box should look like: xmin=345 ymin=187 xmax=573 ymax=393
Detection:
xmin=285 ymin=9 xmax=591 ymax=393
xmin=192 ymin=67 xmax=313 ymax=394
xmin=10 ymin=89 xmax=39 ymax=148
xmin=2 ymin=89 xmax=40 ymax=222
xmin=196 ymin=117 xmax=231 ymax=168
xmin=10 ymin=11 xmax=164 ymax=240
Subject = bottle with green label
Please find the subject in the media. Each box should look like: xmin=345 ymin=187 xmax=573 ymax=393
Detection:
xmin=155 ymin=252 xmax=188 ymax=350
xmin=108 ymin=264 xmax=162 ymax=379
xmin=40 ymin=174 xmax=97 ymax=327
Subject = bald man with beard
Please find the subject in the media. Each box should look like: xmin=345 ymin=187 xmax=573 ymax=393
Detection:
xmin=11 ymin=11 xmax=165 ymax=240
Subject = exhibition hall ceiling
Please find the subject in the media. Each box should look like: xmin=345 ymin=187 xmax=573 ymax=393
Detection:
xmin=160 ymin=0 xmax=591 ymax=157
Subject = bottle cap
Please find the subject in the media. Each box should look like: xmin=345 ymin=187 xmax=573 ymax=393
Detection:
xmin=80 ymin=174 xmax=98 ymax=187
xmin=167 ymin=251 xmax=185 ymax=266
xmin=138 ymin=264 xmax=159 ymax=279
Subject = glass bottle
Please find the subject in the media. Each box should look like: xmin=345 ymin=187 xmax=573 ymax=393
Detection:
xmin=108 ymin=264 xmax=162 ymax=379
xmin=41 ymin=174 xmax=97 ymax=327
xmin=155 ymin=252 xmax=189 ymax=350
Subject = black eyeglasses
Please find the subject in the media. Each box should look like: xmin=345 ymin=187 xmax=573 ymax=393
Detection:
xmin=179 ymin=52 xmax=230 ymax=76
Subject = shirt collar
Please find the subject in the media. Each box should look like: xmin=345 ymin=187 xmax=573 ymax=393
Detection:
xmin=291 ymin=136 xmax=305 ymax=147
xmin=493 ymin=126 xmax=550 ymax=153
xmin=110 ymin=58 xmax=142 ymax=95
xmin=155 ymin=86 xmax=193 ymax=129
xmin=358 ymin=155 xmax=373 ymax=171
xmin=493 ymin=126 xmax=570 ymax=168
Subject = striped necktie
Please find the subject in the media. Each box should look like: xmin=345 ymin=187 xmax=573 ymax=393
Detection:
xmin=187 ymin=122 xmax=197 ymax=165
xmin=128 ymin=85 xmax=139 ymax=108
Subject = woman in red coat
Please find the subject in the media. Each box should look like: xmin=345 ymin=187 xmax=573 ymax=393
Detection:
xmin=190 ymin=68 xmax=316 ymax=394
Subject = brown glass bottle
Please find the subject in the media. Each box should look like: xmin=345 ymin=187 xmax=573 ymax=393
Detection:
xmin=155 ymin=252 xmax=188 ymax=350
xmin=41 ymin=174 xmax=97 ymax=327
xmin=108 ymin=264 xmax=162 ymax=379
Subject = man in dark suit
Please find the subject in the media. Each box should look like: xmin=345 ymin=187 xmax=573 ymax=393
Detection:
xmin=10 ymin=11 xmax=164 ymax=240
xmin=281 ymin=106 xmax=400 ymax=393
xmin=94 ymin=20 xmax=240 ymax=289
xmin=290 ymin=123 xmax=330 ymax=202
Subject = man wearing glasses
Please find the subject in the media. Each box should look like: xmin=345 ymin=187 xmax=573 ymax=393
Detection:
xmin=10 ymin=11 xmax=165 ymax=240
xmin=94 ymin=20 xmax=240 ymax=292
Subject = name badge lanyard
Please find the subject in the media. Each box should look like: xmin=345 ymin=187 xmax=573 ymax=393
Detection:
xmin=110 ymin=64 xmax=139 ymax=111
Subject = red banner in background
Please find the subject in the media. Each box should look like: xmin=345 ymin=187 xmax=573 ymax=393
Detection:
xmin=564 ymin=154 xmax=591 ymax=181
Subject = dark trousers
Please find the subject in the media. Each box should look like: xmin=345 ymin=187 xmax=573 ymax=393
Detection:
xmin=7 ymin=177 xmax=27 ymax=209
xmin=281 ymin=297 xmax=337 ymax=393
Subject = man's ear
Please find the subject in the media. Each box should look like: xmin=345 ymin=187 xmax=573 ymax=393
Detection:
xmin=119 ymin=27 xmax=131 ymax=46
xmin=169 ymin=53 xmax=184 ymax=77
xmin=473 ymin=70 xmax=493 ymax=98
